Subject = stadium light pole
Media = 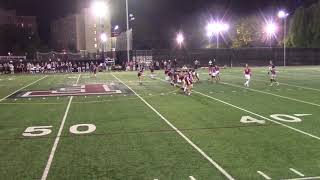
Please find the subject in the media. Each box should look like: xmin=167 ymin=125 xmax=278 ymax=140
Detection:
xmin=126 ymin=0 xmax=130 ymax=63
xmin=92 ymin=1 xmax=108 ymax=60
xmin=278 ymin=10 xmax=289 ymax=67
xmin=206 ymin=22 xmax=229 ymax=48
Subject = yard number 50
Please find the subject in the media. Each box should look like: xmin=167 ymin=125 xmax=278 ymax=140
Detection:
xmin=22 ymin=124 xmax=96 ymax=137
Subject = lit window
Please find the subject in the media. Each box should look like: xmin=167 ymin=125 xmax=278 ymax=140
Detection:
xmin=94 ymin=38 xmax=97 ymax=42
xmin=94 ymin=31 xmax=97 ymax=35
xmin=21 ymin=23 xmax=24 ymax=27
xmin=94 ymin=44 xmax=97 ymax=48
xmin=94 ymin=24 xmax=97 ymax=28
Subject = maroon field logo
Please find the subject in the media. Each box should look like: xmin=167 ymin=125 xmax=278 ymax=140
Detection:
xmin=20 ymin=84 xmax=122 ymax=98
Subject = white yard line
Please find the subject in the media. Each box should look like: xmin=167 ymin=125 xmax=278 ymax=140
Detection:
xmin=157 ymin=77 xmax=320 ymax=140
xmin=41 ymin=74 xmax=81 ymax=180
xmin=289 ymin=168 xmax=305 ymax=177
xmin=75 ymin=74 xmax=81 ymax=84
xmin=281 ymin=176 xmax=320 ymax=180
xmin=221 ymin=82 xmax=320 ymax=108
xmin=257 ymin=171 xmax=272 ymax=179
xmin=112 ymin=74 xmax=235 ymax=180
xmin=0 ymin=75 xmax=47 ymax=102
xmin=193 ymin=91 xmax=320 ymax=141
xmin=189 ymin=176 xmax=197 ymax=180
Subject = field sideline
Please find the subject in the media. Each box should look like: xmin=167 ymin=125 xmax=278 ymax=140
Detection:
xmin=0 ymin=66 xmax=320 ymax=180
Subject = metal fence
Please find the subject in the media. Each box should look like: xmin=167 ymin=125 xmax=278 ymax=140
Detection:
xmin=129 ymin=48 xmax=320 ymax=67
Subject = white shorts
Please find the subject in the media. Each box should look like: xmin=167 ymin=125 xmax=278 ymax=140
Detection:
xmin=211 ymin=73 xmax=217 ymax=77
xmin=245 ymin=74 xmax=251 ymax=80
xmin=271 ymin=74 xmax=276 ymax=78
xmin=216 ymin=71 xmax=220 ymax=75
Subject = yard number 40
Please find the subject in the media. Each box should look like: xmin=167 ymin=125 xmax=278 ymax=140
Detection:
xmin=240 ymin=114 xmax=310 ymax=125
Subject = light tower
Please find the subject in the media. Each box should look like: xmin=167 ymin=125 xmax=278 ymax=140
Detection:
xmin=278 ymin=10 xmax=289 ymax=67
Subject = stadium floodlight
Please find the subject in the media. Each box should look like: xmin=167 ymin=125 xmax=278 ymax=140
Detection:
xmin=264 ymin=21 xmax=278 ymax=48
xmin=206 ymin=22 xmax=229 ymax=36
xmin=278 ymin=10 xmax=289 ymax=19
xmin=265 ymin=22 xmax=277 ymax=36
xmin=176 ymin=33 xmax=184 ymax=46
xmin=206 ymin=22 xmax=229 ymax=48
xmin=114 ymin=25 xmax=119 ymax=31
xmin=100 ymin=33 xmax=107 ymax=42
xmin=92 ymin=1 xmax=108 ymax=18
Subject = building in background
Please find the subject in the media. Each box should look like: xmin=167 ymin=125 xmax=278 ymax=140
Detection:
xmin=51 ymin=2 xmax=111 ymax=56
xmin=51 ymin=14 xmax=85 ymax=52
xmin=0 ymin=8 xmax=38 ymax=34
xmin=111 ymin=29 xmax=132 ymax=51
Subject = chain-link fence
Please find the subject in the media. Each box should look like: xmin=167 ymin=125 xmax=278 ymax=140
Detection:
xmin=123 ymin=48 xmax=320 ymax=67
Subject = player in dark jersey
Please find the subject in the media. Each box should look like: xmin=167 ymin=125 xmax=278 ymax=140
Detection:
xmin=93 ymin=64 xmax=97 ymax=77
xmin=168 ymin=69 xmax=175 ymax=86
xmin=150 ymin=66 xmax=155 ymax=79
xmin=244 ymin=64 xmax=251 ymax=87
xmin=138 ymin=68 xmax=144 ymax=85
xmin=192 ymin=69 xmax=200 ymax=82
xmin=164 ymin=69 xmax=170 ymax=81
xmin=269 ymin=65 xmax=279 ymax=86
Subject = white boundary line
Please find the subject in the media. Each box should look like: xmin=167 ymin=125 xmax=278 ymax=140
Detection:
xmin=0 ymin=75 xmax=47 ymax=102
xmin=221 ymin=82 xmax=320 ymax=108
xmin=279 ymin=82 xmax=320 ymax=92
xmin=289 ymin=168 xmax=305 ymax=177
xmin=257 ymin=171 xmax=272 ymax=179
xmin=281 ymin=176 xmax=320 ymax=180
xmin=189 ymin=175 xmax=197 ymax=180
xmin=41 ymin=74 xmax=81 ymax=180
xmin=193 ymin=90 xmax=320 ymax=141
xmin=112 ymin=74 xmax=235 ymax=180
xmin=222 ymin=74 xmax=320 ymax=93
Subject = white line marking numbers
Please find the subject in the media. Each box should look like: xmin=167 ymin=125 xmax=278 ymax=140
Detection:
xmin=240 ymin=114 xmax=312 ymax=125
xmin=22 ymin=124 xmax=96 ymax=137
xmin=240 ymin=116 xmax=265 ymax=124
xmin=69 ymin=124 xmax=96 ymax=135
xmin=270 ymin=114 xmax=302 ymax=123
xmin=22 ymin=126 xmax=53 ymax=137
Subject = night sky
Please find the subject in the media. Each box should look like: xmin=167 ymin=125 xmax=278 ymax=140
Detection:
xmin=0 ymin=0 xmax=312 ymax=48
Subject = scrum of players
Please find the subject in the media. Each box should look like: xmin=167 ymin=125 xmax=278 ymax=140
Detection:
xmin=137 ymin=59 xmax=279 ymax=95
xmin=163 ymin=67 xmax=199 ymax=96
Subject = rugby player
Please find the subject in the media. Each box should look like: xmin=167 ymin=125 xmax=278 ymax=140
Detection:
xmin=138 ymin=68 xmax=144 ymax=85
xmin=268 ymin=64 xmax=279 ymax=86
xmin=244 ymin=64 xmax=251 ymax=87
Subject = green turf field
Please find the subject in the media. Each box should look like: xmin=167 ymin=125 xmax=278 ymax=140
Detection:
xmin=0 ymin=66 xmax=320 ymax=180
